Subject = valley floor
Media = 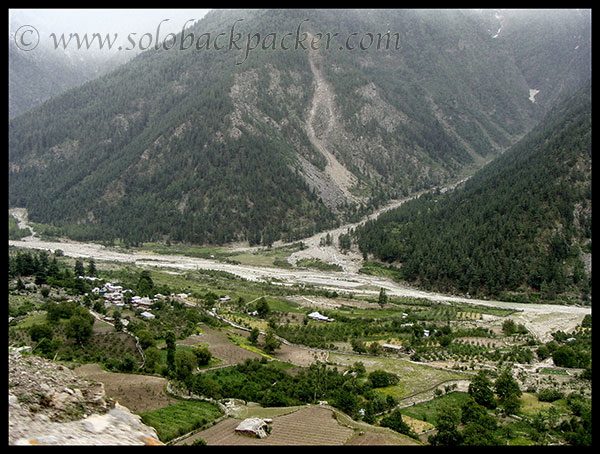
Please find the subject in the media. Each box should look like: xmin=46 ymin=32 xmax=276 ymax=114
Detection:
xmin=8 ymin=204 xmax=590 ymax=344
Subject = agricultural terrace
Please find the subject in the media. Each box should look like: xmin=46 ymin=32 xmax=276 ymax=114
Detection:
xmin=9 ymin=247 xmax=592 ymax=446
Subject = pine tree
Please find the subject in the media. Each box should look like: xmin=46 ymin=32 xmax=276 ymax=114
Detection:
xmin=74 ymin=260 xmax=85 ymax=277
xmin=377 ymin=287 xmax=388 ymax=308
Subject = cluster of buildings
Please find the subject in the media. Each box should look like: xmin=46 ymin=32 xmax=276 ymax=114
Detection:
xmin=82 ymin=279 xmax=170 ymax=321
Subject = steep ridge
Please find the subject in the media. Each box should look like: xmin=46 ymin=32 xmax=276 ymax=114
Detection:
xmin=354 ymin=83 xmax=592 ymax=300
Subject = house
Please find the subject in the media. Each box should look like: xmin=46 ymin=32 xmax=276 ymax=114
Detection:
xmin=140 ymin=311 xmax=155 ymax=320
xmin=78 ymin=276 xmax=102 ymax=282
xmin=105 ymin=283 xmax=123 ymax=292
xmin=104 ymin=292 xmax=122 ymax=302
xmin=219 ymin=296 xmax=231 ymax=302
xmin=307 ymin=311 xmax=334 ymax=322
xmin=139 ymin=297 xmax=153 ymax=306
xmin=382 ymin=343 xmax=404 ymax=353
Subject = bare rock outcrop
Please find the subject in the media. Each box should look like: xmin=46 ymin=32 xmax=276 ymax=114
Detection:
xmin=9 ymin=352 xmax=162 ymax=445
xmin=235 ymin=418 xmax=272 ymax=439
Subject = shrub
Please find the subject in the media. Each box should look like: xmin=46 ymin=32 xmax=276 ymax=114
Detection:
xmin=538 ymin=388 xmax=563 ymax=402
xmin=380 ymin=409 xmax=417 ymax=438
xmin=368 ymin=370 xmax=399 ymax=388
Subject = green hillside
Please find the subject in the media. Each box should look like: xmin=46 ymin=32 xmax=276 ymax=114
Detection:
xmin=355 ymin=83 xmax=591 ymax=302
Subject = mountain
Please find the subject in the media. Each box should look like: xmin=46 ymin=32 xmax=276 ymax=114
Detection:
xmin=8 ymin=9 xmax=591 ymax=246
xmin=354 ymin=82 xmax=591 ymax=301
xmin=8 ymin=41 xmax=130 ymax=120
xmin=8 ymin=11 xmax=132 ymax=119
xmin=468 ymin=9 xmax=591 ymax=108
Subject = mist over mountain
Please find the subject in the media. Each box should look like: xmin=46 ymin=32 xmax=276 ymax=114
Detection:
xmin=8 ymin=9 xmax=209 ymax=118
xmin=9 ymin=10 xmax=126 ymax=119
xmin=8 ymin=9 xmax=591 ymax=247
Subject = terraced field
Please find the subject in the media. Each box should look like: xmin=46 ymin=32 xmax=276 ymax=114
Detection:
xmin=182 ymin=406 xmax=354 ymax=445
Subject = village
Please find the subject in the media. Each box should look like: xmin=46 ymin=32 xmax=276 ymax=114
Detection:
xmin=80 ymin=276 xmax=193 ymax=323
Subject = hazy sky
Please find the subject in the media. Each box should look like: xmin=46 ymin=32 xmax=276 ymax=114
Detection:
xmin=9 ymin=9 xmax=211 ymax=38
xmin=9 ymin=9 xmax=212 ymax=55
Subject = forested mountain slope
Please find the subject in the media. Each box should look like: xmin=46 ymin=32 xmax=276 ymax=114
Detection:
xmin=354 ymin=83 xmax=592 ymax=301
xmin=8 ymin=9 xmax=591 ymax=246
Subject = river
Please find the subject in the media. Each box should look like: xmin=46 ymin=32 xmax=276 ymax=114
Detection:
xmin=9 ymin=207 xmax=590 ymax=342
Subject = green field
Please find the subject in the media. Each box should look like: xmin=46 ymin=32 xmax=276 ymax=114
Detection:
xmin=140 ymin=400 xmax=223 ymax=442
xmin=328 ymin=353 xmax=469 ymax=400
xmin=399 ymin=392 xmax=471 ymax=425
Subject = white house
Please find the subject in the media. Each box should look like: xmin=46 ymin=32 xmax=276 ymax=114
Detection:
xmin=140 ymin=311 xmax=155 ymax=320
xmin=78 ymin=276 xmax=102 ymax=282
xmin=104 ymin=292 xmax=122 ymax=302
xmin=307 ymin=311 xmax=334 ymax=322
xmin=382 ymin=343 xmax=404 ymax=352
xmin=139 ymin=297 xmax=153 ymax=306
xmin=105 ymin=283 xmax=123 ymax=292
